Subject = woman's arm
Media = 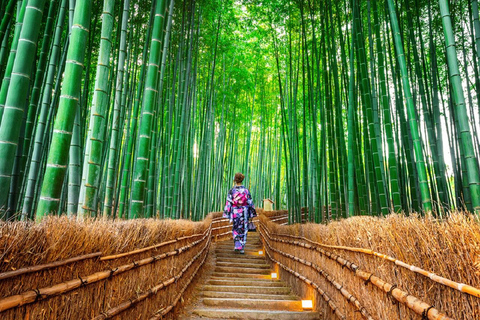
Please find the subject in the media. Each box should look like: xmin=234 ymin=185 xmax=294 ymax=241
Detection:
xmin=246 ymin=189 xmax=256 ymax=218
xmin=223 ymin=189 xmax=233 ymax=220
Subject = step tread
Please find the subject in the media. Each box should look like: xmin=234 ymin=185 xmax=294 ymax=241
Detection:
xmin=207 ymin=279 xmax=285 ymax=287
xmin=211 ymin=272 xmax=272 ymax=279
xmin=201 ymin=285 xmax=291 ymax=294
xmin=202 ymin=291 xmax=298 ymax=300
xmin=203 ymin=298 xmax=304 ymax=311
xmin=193 ymin=308 xmax=320 ymax=320
xmin=216 ymin=262 xmax=270 ymax=268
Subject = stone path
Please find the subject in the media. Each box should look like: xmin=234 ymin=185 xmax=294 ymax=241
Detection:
xmin=184 ymin=232 xmax=320 ymax=319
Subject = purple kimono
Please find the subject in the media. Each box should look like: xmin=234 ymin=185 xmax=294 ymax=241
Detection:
xmin=223 ymin=185 xmax=256 ymax=250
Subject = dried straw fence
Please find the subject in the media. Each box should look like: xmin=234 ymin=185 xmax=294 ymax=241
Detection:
xmin=0 ymin=214 xmax=216 ymax=319
xmin=259 ymin=211 xmax=480 ymax=320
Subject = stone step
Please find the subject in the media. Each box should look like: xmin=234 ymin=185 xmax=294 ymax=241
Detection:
xmin=211 ymin=272 xmax=271 ymax=279
xmin=215 ymin=252 xmax=265 ymax=259
xmin=216 ymin=257 xmax=268 ymax=264
xmin=201 ymin=285 xmax=291 ymax=294
xmin=192 ymin=308 xmax=320 ymax=320
xmin=216 ymin=261 xmax=270 ymax=269
xmin=216 ymin=245 xmax=262 ymax=250
xmin=214 ymin=266 xmax=270 ymax=274
xmin=215 ymin=249 xmax=260 ymax=254
xmin=202 ymin=291 xmax=298 ymax=300
xmin=216 ymin=242 xmax=262 ymax=246
xmin=203 ymin=298 xmax=303 ymax=311
xmin=207 ymin=279 xmax=285 ymax=287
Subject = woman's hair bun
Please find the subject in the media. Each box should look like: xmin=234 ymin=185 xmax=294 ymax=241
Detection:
xmin=234 ymin=173 xmax=245 ymax=184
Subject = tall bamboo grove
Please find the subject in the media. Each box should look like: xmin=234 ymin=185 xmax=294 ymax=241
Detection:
xmin=0 ymin=0 xmax=479 ymax=221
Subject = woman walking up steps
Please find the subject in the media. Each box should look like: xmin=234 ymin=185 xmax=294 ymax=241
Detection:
xmin=223 ymin=173 xmax=256 ymax=254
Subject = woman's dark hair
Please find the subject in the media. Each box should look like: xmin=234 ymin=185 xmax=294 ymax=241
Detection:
xmin=234 ymin=173 xmax=245 ymax=184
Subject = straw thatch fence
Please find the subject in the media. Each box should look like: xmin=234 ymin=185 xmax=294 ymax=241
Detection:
xmin=0 ymin=214 xmax=215 ymax=319
xmin=259 ymin=211 xmax=480 ymax=320
xmin=1 ymin=209 xmax=478 ymax=319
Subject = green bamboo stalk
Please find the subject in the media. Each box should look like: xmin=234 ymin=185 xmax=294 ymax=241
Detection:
xmin=130 ymin=0 xmax=168 ymax=218
xmin=0 ymin=0 xmax=46 ymax=212
xmin=36 ymin=0 xmax=91 ymax=218
xmin=103 ymin=0 xmax=130 ymax=217
xmin=439 ymin=0 xmax=480 ymax=213
xmin=77 ymin=0 xmax=115 ymax=217
xmin=347 ymin=0 xmax=356 ymax=217
xmin=386 ymin=0 xmax=432 ymax=213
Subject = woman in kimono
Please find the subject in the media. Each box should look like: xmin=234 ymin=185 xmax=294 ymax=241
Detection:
xmin=223 ymin=173 xmax=256 ymax=254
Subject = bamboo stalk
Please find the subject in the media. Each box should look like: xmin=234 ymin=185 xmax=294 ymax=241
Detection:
xmin=0 ymin=252 xmax=102 ymax=281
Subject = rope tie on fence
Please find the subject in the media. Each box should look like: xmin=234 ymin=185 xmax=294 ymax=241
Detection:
xmin=387 ymin=284 xmax=398 ymax=304
xmin=78 ymin=275 xmax=88 ymax=287
xmin=423 ymin=305 xmax=435 ymax=319
xmin=33 ymin=288 xmax=42 ymax=302
xmin=108 ymin=267 xmax=118 ymax=279
xmin=364 ymin=273 xmax=373 ymax=286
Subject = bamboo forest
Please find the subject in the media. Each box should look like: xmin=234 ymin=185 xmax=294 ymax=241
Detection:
xmin=2 ymin=0 xmax=480 ymax=319
xmin=0 ymin=0 xmax=479 ymax=224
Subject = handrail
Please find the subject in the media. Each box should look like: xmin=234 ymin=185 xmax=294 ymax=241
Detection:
xmin=149 ymin=235 xmax=211 ymax=319
xmin=0 ymin=252 xmax=102 ymax=281
xmin=259 ymin=227 xmax=345 ymax=319
xmin=100 ymin=228 xmax=209 ymax=261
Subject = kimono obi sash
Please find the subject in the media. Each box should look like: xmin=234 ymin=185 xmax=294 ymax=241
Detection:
xmin=232 ymin=189 xmax=248 ymax=207
xmin=231 ymin=189 xmax=249 ymax=218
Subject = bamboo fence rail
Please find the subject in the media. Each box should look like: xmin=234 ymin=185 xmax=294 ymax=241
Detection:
xmin=0 ymin=226 xmax=211 ymax=313
xmin=260 ymin=219 xmax=454 ymax=320
xmin=259 ymin=228 xmax=346 ymax=319
xmin=0 ymin=252 xmax=102 ymax=281
xmin=259 ymin=224 xmax=373 ymax=320
xmin=93 ymin=229 xmax=211 ymax=319
xmin=100 ymin=228 xmax=208 ymax=261
xmin=273 ymin=232 xmax=480 ymax=298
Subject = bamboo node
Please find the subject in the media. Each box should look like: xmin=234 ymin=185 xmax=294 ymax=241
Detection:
xmin=422 ymin=305 xmax=435 ymax=319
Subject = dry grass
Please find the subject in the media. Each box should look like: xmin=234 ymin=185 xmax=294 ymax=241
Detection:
xmin=261 ymin=211 xmax=480 ymax=320
xmin=0 ymin=215 xmax=211 ymax=319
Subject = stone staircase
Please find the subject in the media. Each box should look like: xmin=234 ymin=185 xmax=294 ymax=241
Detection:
xmin=190 ymin=232 xmax=320 ymax=319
